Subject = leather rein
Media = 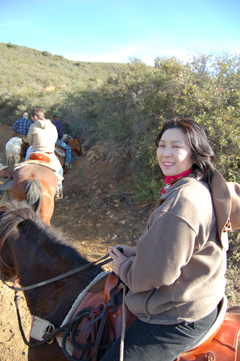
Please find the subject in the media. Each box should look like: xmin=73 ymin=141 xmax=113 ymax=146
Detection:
xmin=0 ymin=252 xmax=112 ymax=291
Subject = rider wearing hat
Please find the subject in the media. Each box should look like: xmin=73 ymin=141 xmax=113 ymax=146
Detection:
xmin=0 ymin=163 xmax=13 ymax=207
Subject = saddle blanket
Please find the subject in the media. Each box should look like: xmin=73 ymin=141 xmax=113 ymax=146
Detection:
xmin=14 ymin=160 xmax=58 ymax=173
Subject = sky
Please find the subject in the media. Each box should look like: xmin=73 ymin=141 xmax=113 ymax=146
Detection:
xmin=0 ymin=0 xmax=240 ymax=66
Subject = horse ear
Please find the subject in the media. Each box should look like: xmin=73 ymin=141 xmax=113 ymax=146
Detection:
xmin=31 ymin=198 xmax=41 ymax=215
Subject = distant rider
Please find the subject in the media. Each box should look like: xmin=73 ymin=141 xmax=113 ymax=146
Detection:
xmin=0 ymin=163 xmax=14 ymax=208
xmin=51 ymin=114 xmax=72 ymax=169
xmin=25 ymin=107 xmax=64 ymax=199
xmin=13 ymin=112 xmax=32 ymax=137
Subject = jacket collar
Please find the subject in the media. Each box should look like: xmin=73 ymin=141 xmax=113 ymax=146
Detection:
xmin=210 ymin=169 xmax=231 ymax=250
xmin=159 ymin=169 xmax=240 ymax=250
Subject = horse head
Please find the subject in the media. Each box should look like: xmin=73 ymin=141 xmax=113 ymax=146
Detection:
xmin=68 ymin=138 xmax=82 ymax=156
xmin=0 ymin=201 xmax=37 ymax=282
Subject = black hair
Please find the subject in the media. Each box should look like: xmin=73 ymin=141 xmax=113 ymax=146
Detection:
xmin=156 ymin=118 xmax=215 ymax=182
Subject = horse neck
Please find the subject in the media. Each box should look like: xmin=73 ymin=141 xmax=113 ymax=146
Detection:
xmin=10 ymin=232 xmax=100 ymax=326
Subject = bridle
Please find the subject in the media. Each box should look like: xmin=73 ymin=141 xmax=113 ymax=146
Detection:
xmin=0 ymin=251 xmax=112 ymax=291
xmin=0 ymin=250 xmax=16 ymax=280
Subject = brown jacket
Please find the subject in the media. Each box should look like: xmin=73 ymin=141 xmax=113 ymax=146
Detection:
xmin=119 ymin=173 xmax=228 ymax=324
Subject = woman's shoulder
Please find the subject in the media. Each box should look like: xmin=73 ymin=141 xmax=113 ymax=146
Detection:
xmin=182 ymin=177 xmax=210 ymax=195
xmin=150 ymin=179 xmax=214 ymax=231
xmin=154 ymin=178 xmax=212 ymax=215
xmin=176 ymin=178 xmax=212 ymax=206
xmin=167 ymin=177 xmax=210 ymax=200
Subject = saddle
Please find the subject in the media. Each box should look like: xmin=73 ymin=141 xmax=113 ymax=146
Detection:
xmin=29 ymin=152 xmax=51 ymax=163
xmin=61 ymin=273 xmax=240 ymax=361
xmin=55 ymin=146 xmax=66 ymax=158
xmin=178 ymin=301 xmax=240 ymax=361
xmin=61 ymin=273 xmax=136 ymax=361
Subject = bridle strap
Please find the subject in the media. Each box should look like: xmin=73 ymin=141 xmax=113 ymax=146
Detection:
xmin=0 ymin=253 xmax=112 ymax=292
xmin=0 ymin=254 xmax=15 ymax=270
xmin=14 ymin=292 xmax=94 ymax=347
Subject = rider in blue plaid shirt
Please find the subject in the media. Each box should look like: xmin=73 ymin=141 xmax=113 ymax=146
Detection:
xmin=13 ymin=112 xmax=32 ymax=136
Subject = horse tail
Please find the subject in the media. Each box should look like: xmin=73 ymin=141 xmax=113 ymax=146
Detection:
xmin=25 ymin=179 xmax=42 ymax=206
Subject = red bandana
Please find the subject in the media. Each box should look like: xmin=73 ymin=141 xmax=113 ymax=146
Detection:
xmin=162 ymin=168 xmax=193 ymax=194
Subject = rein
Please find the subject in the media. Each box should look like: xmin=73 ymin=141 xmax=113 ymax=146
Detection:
xmin=0 ymin=253 xmax=112 ymax=291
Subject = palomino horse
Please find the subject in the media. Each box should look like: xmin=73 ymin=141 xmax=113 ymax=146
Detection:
xmin=5 ymin=136 xmax=82 ymax=173
xmin=12 ymin=163 xmax=58 ymax=224
xmin=1 ymin=202 xmax=240 ymax=361
xmin=5 ymin=137 xmax=26 ymax=171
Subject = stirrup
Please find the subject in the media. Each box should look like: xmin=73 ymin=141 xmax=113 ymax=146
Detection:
xmin=55 ymin=189 xmax=63 ymax=199
xmin=64 ymin=163 xmax=72 ymax=169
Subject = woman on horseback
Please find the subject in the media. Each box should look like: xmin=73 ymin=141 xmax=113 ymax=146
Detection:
xmin=106 ymin=118 xmax=239 ymax=361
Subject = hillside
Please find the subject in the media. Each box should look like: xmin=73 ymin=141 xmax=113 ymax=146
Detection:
xmin=0 ymin=42 xmax=126 ymax=123
xmin=0 ymin=42 xmax=126 ymax=88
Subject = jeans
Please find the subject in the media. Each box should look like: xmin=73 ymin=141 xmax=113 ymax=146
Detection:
xmin=57 ymin=138 xmax=71 ymax=164
xmin=100 ymin=307 xmax=218 ymax=361
xmin=0 ymin=179 xmax=13 ymax=191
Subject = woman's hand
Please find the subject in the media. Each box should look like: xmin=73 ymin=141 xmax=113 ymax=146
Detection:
xmin=109 ymin=245 xmax=136 ymax=275
xmin=110 ymin=245 xmax=136 ymax=258
xmin=109 ymin=247 xmax=127 ymax=275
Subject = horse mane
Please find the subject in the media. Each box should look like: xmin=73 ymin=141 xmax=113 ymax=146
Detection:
xmin=0 ymin=201 xmax=97 ymax=273
xmin=0 ymin=200 xmax=38 ymax=244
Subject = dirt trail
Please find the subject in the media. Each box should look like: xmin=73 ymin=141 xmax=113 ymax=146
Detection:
xmin=0 ymin=123 xmax=150 ymax=361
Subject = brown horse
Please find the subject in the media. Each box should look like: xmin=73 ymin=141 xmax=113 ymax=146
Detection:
xmin=68 ymin=138 xmax=82 ymax=157
xmin=1 ymin=202 xmax=240 ymax=361
xmin=0 ymin=201 xmax=103 ymax=361
xmin=12 ymin=163 xmax=58 ymax=224
xmin=55 ymin=137 xmax=82 ymax=175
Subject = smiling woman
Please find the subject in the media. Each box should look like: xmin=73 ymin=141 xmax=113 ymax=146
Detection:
xmin=105 ymin=118 xmax=240 ymax=361
xmin=157 ymin=127 xmax=194 ymax=178
xmin=155 ymin=118 xmax=215 ymax=194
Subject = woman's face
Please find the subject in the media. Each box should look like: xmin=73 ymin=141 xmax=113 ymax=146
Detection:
xmin=157 ymin=128 xmax=194 ymax=177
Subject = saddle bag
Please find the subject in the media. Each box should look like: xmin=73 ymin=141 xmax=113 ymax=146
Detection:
xmin=20 ymin=142 xmax=29 ymax=158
